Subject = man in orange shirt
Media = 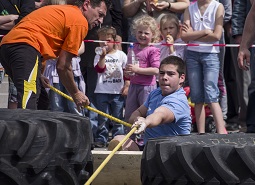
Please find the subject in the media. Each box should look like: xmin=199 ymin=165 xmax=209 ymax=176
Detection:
xmin=0 ymin=0 xmax=109 ymax=109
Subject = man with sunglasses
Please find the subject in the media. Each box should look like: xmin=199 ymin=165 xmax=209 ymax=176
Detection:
xmin=130 ymin=56 xmax=191 ymax=144
xmin=0 ymin=0 xmax=110 ymax=109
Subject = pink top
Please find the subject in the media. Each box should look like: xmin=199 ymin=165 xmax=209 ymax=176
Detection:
xmin=130 ymin=44 xmax=160 ymax=86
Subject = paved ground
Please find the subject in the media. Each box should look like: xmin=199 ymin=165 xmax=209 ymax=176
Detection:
xmin=0 ymin=74 xmax=8 ymax=108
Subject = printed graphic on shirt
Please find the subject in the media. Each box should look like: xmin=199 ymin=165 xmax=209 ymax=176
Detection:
xmin=104 ymin=59 xmax=122 ymax=83
xmin=1 ymin=9 xmax=8 ymax=15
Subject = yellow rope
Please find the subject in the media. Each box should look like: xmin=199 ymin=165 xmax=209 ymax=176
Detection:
xmin=84 ymin=127 xmax=137 ymax=185
xmin=49 ymin=85 xmax=138 ymax=185
xmin=49 ymin=85 xmax=132 ymax=128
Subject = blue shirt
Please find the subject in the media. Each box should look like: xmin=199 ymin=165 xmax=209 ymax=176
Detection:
xmin=144 ymin=87 xmax=191 ymax=143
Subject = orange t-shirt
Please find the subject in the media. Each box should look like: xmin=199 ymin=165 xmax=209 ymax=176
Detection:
xmin=0 ymin=5 xmax=88 ymax=60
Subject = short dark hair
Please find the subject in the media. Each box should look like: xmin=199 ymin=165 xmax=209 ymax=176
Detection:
xmin=160 ymin=56 xmax=186 ymax=77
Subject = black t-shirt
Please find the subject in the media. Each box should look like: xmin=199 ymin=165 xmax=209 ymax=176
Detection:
xmin=0 ymin=0 xmax=35 ymax=35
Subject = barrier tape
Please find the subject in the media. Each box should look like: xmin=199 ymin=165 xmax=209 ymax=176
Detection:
xmin=84 ymin=39 xmax=255 ymax=48
xmin=0 ymin=33 xmax=252 ymax=47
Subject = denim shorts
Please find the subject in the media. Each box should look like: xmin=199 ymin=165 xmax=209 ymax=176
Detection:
xmin=186 ymin=50 xmax=220 ymax=103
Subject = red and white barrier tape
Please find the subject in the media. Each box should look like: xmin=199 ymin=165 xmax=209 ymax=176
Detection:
xmin=0 ymin=33 xmax=253 ymax=48
xmin=84 ymin=39 xmax=255 ymax=48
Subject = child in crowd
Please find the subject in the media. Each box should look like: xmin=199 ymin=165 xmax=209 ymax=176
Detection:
xmin=93 ymin=26 xmax=129 ymax=148
xmin=181 ymin=0 xmax=227 ymax=134
xmin=124 ymin=15 xmax=160 ymax=148
xmin=157 ymin=13 xmax=186 ymax=61
xmin=42 ymin=42 xmax=86 ymax=116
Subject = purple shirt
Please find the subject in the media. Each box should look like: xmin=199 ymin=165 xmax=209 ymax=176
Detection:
xmin=130 ymin=44 xmax=160 ymax=86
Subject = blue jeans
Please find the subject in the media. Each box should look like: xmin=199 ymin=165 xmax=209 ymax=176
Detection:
xmin=95 ymin=93 xmax=125 ymax=143
xmin=88 ymin=101 xmax=99 ymax=138
xmin=186 ymin=50 xmax=220 ymax=103
xmin=49 ymin=77 xmax=84 ymax=116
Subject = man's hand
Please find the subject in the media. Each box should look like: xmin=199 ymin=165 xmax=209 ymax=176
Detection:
xmin=238 ymin=48 xmax=250 ymax=71
xmin=72 ymin=91 xmax=90 ymax=111
xmin=40 ymin=75 xmax=50 ymax=88
xmin=131 ymin=117 xmax=147 ymax=134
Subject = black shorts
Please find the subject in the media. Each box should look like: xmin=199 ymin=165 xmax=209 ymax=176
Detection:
xmin=0 ymin=43 xmax=42 ymax=109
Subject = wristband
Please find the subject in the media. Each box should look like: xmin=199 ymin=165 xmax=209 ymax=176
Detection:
xmin=167 ymin=2 xmax=171 ymax=9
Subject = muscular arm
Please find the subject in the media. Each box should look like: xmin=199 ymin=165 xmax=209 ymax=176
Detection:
xmin=57 ymin=50 xmax=90 ymax=106
xmin=57 ymin=50 xmax=79 ymax=95
xmin=240 ymin=1 xmax=255 ymax=49
xmin=131 ymin=105 xmax=175 ymax=133
xmin=238 ymin=1 xmax=255 ymax=70
xmin=144 ymin=106 xmax=175 ymax=128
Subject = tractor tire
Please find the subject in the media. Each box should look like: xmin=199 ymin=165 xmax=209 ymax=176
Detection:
xmin=141 ymin=133 xmax=255 ymax=185
xmin=0 ymin=108 xmax=93 ymax=185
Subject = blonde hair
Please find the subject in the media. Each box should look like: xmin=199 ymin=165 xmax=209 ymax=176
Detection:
xmin=159 ymin=13 xmax=180 ymax=32
xmin=131 ymin=15 xmax=160 ymax=43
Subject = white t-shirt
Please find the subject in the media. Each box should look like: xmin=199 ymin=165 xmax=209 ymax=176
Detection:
xmin=187 ymin=0 xmax=222 ymax=53
xmin=94 ymin=50 xmax=127 ymax=94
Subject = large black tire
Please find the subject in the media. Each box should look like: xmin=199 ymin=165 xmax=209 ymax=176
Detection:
xmin=0 ymin=108 xmax=93 ymax=185
xmin=141 ymin=133 xmax=255 ymax=185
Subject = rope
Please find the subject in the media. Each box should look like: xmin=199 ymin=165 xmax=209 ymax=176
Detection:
xmin=84 ymin=127 xmax=137 ymax=185
xmin=48 ymin=85 xmax=138 ymax=185
xmin=49 ymin=85 xmax=132 ymax=128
